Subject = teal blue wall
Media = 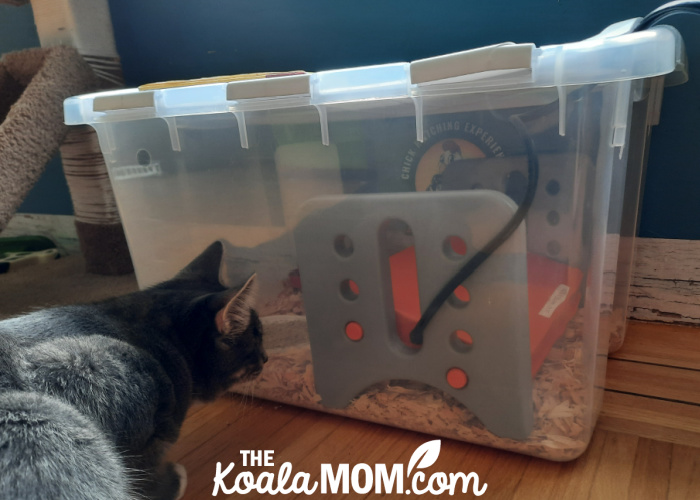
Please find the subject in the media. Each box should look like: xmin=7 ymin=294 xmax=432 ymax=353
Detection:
xmin=0 ymin=4 xmax=38 ymax=53
xmin=3 ymin=1 xmax=700 ymax=239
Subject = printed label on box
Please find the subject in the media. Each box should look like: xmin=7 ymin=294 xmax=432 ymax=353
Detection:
xmin=400 ymin=119 xmax=506 ymax=192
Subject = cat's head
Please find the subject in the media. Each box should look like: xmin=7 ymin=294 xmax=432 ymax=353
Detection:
xmin=157 ymin=241 xmax=267 ymax=400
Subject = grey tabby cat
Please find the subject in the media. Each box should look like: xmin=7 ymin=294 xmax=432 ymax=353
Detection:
xmin=0 ymin=241 xmax=267 ymax=499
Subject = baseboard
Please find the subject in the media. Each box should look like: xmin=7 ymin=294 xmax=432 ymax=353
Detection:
xmin=1 ymin=213 xmax=80 ymax=255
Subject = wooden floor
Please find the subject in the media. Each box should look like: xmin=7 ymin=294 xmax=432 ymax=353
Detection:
xmin=169 ymin=321 xmax=700 ymax=499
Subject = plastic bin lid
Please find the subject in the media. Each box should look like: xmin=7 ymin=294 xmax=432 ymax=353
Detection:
xmin=64 ymin=19 xmax=685 ymax=125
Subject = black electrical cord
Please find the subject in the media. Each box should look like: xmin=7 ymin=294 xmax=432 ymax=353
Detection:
xmin=409 ymin=114 xmax=539 ymax=345
xmin=409 ymin=0 xmax=699 ymax=346
xmin=634 ymin=1 xmax=700 ymax=31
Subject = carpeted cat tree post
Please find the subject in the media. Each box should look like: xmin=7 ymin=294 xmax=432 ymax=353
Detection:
xmin=0 ymin=46 xmax=96 ymax=229
xmin=0 ymin=0 xmax=133 ymax=275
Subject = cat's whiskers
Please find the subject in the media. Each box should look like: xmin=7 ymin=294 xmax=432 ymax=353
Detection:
xmin=248 ymin=377 xmax=261 ymax=404
xmin=243 ymin=382 xmax=255 ymax=408
xmin=228 ymin=387 xmax=251 ymax=414
xmin=242 ymin=383 xmax=254 ymax=410
xmin=113 ymin=451 xmax=149 ymax=500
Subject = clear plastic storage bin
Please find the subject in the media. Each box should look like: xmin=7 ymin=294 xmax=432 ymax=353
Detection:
xmin=65 ymin=19 xmax=684 ymax=460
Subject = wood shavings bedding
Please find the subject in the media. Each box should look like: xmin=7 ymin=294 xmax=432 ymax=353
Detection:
xmin=234 ymin=310 xmax=593 ymax=461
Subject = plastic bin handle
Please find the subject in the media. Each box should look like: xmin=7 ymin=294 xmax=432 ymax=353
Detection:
xmin=410 ymin=42 xmax=534 ymax=85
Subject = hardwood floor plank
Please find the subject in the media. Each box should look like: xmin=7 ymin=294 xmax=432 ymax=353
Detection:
xmin=213 ymin=409 xmax=345 ymax=499
xmin=559 ymin=430 xmax=607 ymax=500
xmin=285 ymin=418 xmax=394 ymax=498
xmin=477 ymin=449 xmax=530 ymax=500
xmin=611 ymin=322 xmax=700 ymax=371
xmin=668 ymin=444 xmax=700 ymax=500
xmin=166 ymin=319 xmax=700 ymax=499
xmin=511 ymin=457 xmax=574 ymax=500
xmin=599 ymin=391 xmax=700 ymax=447
xmin=340 ymin=428 xmax=415 ymax=500
xmin=418 ymin=440 xmax=493 ymax=498
xmin=437 ymin=442 xmax=500 ymax=496
xmin=178 ymin=399 xmax=303 ymax=496
xmin=627 ymin=438 xmax=673 ymax=500
xmin=359 ymin=436 xmax=495 ymax=499
xmin=354 ymin=430 xmax=420 ymax=500
xmin=453 ymin=442 xmax=502 ymax=481
xmin=605 ymin=359 xmax=700 ymax=405
xmin=588 ymin=432 xmax=638 ymax=499
xmin=173 ymin=401 xmax=700 ymax=500
xmin=169 ymin=396 xmax=257 ymax=462
xmin=208 ymin=409 xmax=346 ymax=499
xmin=512 ymin=430 xmax=606 ymax=500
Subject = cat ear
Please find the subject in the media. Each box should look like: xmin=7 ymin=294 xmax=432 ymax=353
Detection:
xmin=215 ymin=274 xmax=258 ymax=335
xmin=175 ymin=241 xmax=224 ymax=286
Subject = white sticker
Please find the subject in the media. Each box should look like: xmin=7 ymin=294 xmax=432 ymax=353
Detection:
xmin=539 ymin=284 xmax=570 ymax=318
